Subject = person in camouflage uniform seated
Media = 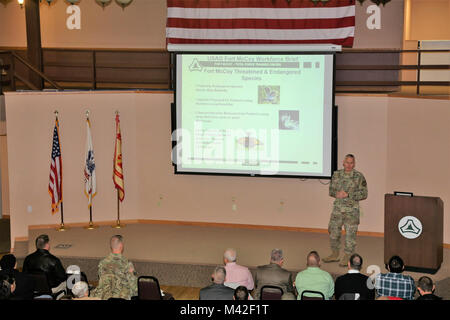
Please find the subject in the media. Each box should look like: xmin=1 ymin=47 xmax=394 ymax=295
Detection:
xmin=323 ymin=154 xmax=368 ymax=267
xmin=91 ymin=235 xmax=137 ymax=300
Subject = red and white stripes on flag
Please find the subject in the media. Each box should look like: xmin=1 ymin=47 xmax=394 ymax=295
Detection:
xmin=166 ymin=0 xmax=355 ymax=47
xmin=49 ymin=116 xmax=62 ymax=214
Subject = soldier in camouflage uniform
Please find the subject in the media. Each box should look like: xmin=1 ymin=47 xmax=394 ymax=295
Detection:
xmin=323 ymin=154 xmax=368 ymax=267
xmin=91 ymin=235 xmax=138 ymax=300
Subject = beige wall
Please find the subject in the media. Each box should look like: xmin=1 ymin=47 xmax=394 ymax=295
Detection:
xmin=386 ymin=97 xmax=450 ymax=214
xmin=0 ymin=0 xmax=168 ymax=48
xmin=406 ymin=0 xmax=450 ymax=41
xmin=0 ymin=0 xmax=407 ymax=50
xmin=354 ymin=0 xmax=404 ymax=49
xmin=5 ymin=92 xmax=449 ymax=247
xmin=0 ymin=0 xmax=26 ymax=48
xmin=1 ymin=0 xmax=448 ymax=50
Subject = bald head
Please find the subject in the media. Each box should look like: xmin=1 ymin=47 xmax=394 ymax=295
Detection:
xmin=110 ymin=235 xmax=124 ymax=254
xmin=307 ymin=251 xmax=320 ymax=267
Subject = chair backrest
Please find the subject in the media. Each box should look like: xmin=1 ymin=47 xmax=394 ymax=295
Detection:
xmin=29 ymin=272 xmax=52 ymax=297
xmin=260 ymin=285 xmax=283 ymax=300
xmin=107 ymin=297 xmax=127 ymax=301
xmin=138 ymin=276 xmax=162 ymax=300
xmin=339 ymin=293 xmax=361 ymax=300
xmin=33 ymin=295 xmax=54 ymax=300
xmin=301 ymin=290 xmax=325 ymax=300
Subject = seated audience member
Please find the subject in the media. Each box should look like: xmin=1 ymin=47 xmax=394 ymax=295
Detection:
xmin=22 ymin=234 xmax=67 ymax=295
xmin=0 ymin=254 xmax=34 ymax=300
xmin=91 ymin=235 xmax=138 ymax=300
xmin=234 ymin=285 xmax=249 ymax=300
xmin=375 ymin=255 xmax=416 ymax=300
xmin=199 ymin=266 xmax=235 ymax=300
xmin=0 ymin=274 xmax=15 ymax=300
xmin=295 ymin=251 xmax=334 ymax=300
xmin=416 ymin=276 xmax=442 ymax=300
xmin=223 ymin=248 xmax=254 ymax=291
xmin=334 ymin=253 xmax=375 ymax=300
xmin=72 ymin=281 xmax=100 ymax=300
xmin=253 ymin=249 xmax=295 ymax=300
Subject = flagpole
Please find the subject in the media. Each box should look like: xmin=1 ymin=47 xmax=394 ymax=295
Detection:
xmin=112 ymin=189 xmax=124 ymax=228
xmin=57 ymin=202 xmax=67 ymax=231
xmin=86 ymin=205 xmax=97 ymax=230
xmin=53 ymin=110 xmax=67 ymax=232
xmin=113 ymin=110 xmax=124 ymax=229
xmin=84 ymin=110 xmax=98 ymax=230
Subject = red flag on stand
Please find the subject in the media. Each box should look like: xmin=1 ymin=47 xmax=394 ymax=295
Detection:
xmin=113 ymin=113 xmax=124 ymax=202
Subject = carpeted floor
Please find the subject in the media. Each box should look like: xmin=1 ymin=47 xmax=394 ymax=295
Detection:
xmin=10 ymin=222 xmax=450 ymax=299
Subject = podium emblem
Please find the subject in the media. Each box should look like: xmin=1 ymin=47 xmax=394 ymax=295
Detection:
xmin=398 ymin=216 xmax=423 ymax=239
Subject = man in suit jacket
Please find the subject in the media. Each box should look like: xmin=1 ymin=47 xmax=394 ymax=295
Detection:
xmin=253 ymin=249 xmax=295 ymax=300
xmin=416 ymin=276 xmax=442 ymax=300
xmin=334 ymin=253 xmax=375 ymax=300
xmin=199 ymin=266 xmax=234 ymax=300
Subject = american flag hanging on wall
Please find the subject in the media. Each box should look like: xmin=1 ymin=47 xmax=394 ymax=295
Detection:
xmin=166 ymin=0 xmax=355 ymax=47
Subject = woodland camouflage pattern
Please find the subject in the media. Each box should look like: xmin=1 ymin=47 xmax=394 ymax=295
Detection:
xmin=91 ymin=253 xmax=137 ymax=300
xmin=328 ymin=169 xmax=368 ymax=255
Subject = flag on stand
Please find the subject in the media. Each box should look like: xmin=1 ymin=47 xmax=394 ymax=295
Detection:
xmin=84 ymin=116 xmax=96 ymax=208
xmin=113 ymin=113 xmax=125 ymax=202
xmin=49 ymin=116 xmax=62 ymax=214
xmin=166 ymin=0 xmax=356 ymax=47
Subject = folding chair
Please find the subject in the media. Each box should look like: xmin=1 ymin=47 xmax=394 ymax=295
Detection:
xmin=300 ymin=290 xmax=325 ymax=300
xmin=260 ymin=285 xmax=283 ymax=300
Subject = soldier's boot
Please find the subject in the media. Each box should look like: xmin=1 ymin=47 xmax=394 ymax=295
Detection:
xmin=322 ymin=250 xmax=340 ymax=263
xmin=339 ymin=253 xmax=352 ymax=267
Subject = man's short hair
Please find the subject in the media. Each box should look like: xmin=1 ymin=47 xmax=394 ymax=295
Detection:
xmin=213 ymin=266 xmax=226 ymax=284
xmin=35 ymin=234 xmax=50 ymax=250
xmin=349 ymin=253 xmax=363 ymax=271
xmin=0 ymin=254 xmax=16 ymax=271
xmin=234 ymin=286 xmax=249 ymax=300
xmin=270 ymin=249 xmax=283 ymax=262
xmin=72 ymin=281 xmax=89 ymax=298
xmin=345 ymin=154 xmax=355 ymax=160
xmin=224 ymin=248 xmax=237 ymax=262
xmin=110 ymin=235 xmax=123 ymax=250
xmin=306 ymin=251 xmax=320 ymax=267
xmin=418 ymin=276 xmax=434 ymax=292
xmin=387 ymin=255 xmax=404 ymax=273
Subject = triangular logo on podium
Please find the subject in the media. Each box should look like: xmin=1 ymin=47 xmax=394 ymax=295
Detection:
xmin=398 ymin=216 xmax=423 ymax=239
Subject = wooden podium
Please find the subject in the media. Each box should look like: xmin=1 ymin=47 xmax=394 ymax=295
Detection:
xmin=384 ymin=194 xmax=443 ymax=274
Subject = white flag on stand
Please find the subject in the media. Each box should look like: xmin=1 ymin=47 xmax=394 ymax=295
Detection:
xmin=84 ymin=116 xmax=96 ymax=207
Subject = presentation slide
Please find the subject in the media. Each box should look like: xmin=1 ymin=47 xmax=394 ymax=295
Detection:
xmin=174 ymin=53 xmax=334 ymax=178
